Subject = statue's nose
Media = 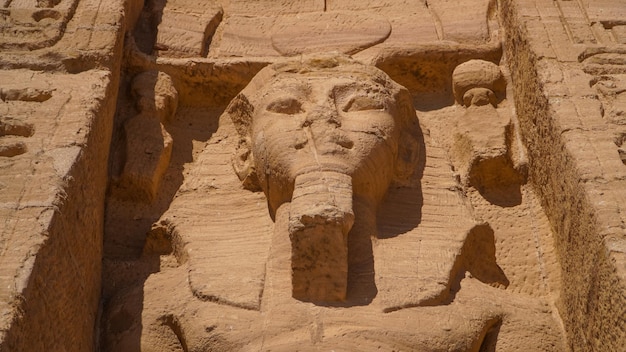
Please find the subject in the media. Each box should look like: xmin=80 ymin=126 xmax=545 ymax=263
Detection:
xmin=303 ymin=105 xmax=341 ymax=128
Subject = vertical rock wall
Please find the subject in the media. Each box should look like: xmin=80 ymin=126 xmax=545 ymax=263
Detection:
xmin=0 ymin=0 xmax=128 ymax=350
xmin=502 ymin=0 xmax=626 ymax=350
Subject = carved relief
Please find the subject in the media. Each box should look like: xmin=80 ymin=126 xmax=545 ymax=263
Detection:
xmin=101 ymin=56 xmax=564 ymax=351
xmin=0 ymin=116 xmax=33 ymax=156
xmin=0 ymin=87 xmax=47 ymax=157
xmin=135 ymin=0 xmax=500 ymax=58
xmin=0 ymin=0 xmax=79 ymax=50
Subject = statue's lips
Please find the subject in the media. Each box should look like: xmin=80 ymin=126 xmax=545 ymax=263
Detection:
xmin=295 ymin=142 xmax=353 ymax=155
xmin=292 ymin=162 xmax=356 ymax=179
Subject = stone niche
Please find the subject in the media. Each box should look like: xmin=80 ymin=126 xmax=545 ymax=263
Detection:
xmin=0 ymin=0 xmax=625 ymax=352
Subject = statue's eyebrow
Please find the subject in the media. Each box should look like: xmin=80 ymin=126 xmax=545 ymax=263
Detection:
xmin=266 ymin=79 xmax=312 ymax=94
xmin=331 ymin=81 xmax=378 ymax=101
xmin=331 ymin=82 xmax=358 ymax=97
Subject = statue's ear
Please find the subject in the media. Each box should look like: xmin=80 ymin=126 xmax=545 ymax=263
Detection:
xmin=226 ymin=93 xmax=262 ymax=191
xmin=228 ymin=93 xmax=254 ymax=136
xmin=394 ymin=130 xmax=420 ymax=186
xmin=393 ymin=90 xmax=422 ymax=186
xmin=232 ymin=137 xmax=261 ymax=191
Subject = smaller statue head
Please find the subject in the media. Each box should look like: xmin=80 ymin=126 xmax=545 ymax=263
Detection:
xmin=226 ymin=54 xmax=421 ymax=218
xmin=452 ymin=60 xmax=506 ymax=107
xmin=131 ymin=70 xmax=178 ymax=122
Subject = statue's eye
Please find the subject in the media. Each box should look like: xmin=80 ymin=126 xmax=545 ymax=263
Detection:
xmin=342 ymin=95 xmax=384 ymax=112
xmin=266 ymin=97 xmax=303 ymax=114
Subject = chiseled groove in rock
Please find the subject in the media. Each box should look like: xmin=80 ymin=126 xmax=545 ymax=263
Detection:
xmin=0 ymin=88 xmax=52 ymax=102
xmin=189 ymin=285 xmax=262 ymax=312
xmin=424 ymin=0 xmax=444 ymax=40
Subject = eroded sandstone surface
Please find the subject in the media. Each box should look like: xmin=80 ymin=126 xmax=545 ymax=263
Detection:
xmin=0 ymin=0 xmax=625 ymax=351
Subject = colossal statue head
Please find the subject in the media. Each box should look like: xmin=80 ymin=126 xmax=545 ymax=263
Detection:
xmin=225 ymin=55 xmax=420 ymax=302
xmin=228 ymin=55 xmax=420 ymax=210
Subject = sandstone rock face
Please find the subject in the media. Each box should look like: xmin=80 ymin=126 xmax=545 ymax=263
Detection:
xmin=0 ymin=0 xmax=625 ymax=351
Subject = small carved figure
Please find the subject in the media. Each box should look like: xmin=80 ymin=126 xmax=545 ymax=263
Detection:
xmin=117 ymin=70 xmax=177 ymax=202
xmin=450 ymin=60 xmax=527 ymax=204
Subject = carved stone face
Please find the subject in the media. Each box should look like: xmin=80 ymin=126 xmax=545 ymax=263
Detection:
xmin=250 ymin=72 xmax=404 ymax=211
xmin=228 ymin=57 xmax=418 ymax=217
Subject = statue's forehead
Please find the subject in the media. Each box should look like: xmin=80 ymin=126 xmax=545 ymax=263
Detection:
xmin=259 ymin=72 xmax=387 ymax=96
